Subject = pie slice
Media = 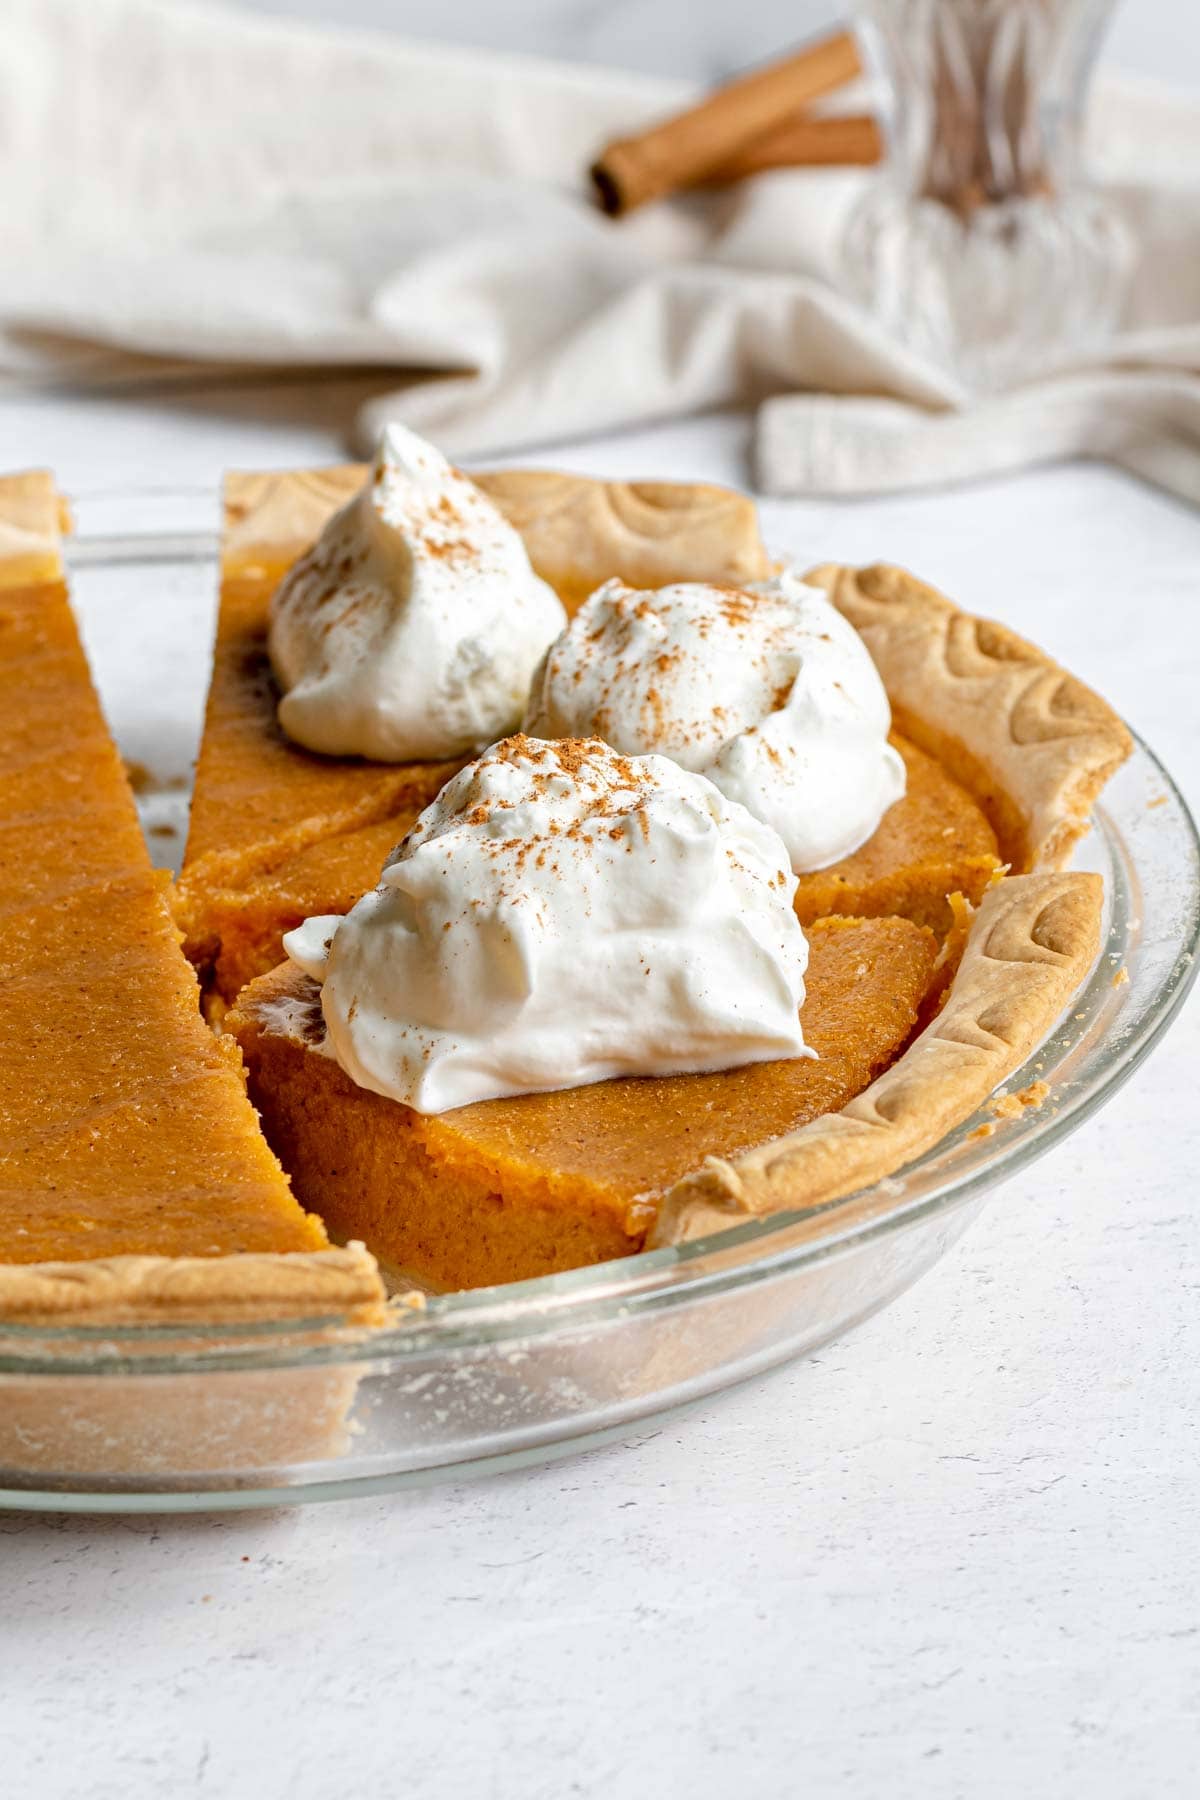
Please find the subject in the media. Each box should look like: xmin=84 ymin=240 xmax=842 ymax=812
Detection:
xmin=176 ymin=467 xmax=1003 ymax=1005
xmin=0 ymin=472 xmax=383 ymax=1327
xmin=227 ymin=915 xmax=939 ymax=1291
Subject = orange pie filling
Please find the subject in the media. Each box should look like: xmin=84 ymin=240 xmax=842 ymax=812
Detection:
xmin=794 ymin=734 xmax=999 ymax=931
xmin=228 ymin=914 xmax=938 ymax=1291
xmin=0 ymin=569 xmax=329 ymax=1268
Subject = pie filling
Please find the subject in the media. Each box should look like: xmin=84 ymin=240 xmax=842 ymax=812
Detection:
xmin=0 ymin=565 xmax=331 ymax=1269
xmin=227 ymin=915 xmax=938 ymax=1292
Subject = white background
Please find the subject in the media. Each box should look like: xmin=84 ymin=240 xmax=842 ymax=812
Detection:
xmin=4 ymin=5 xmax=1200 ymax=1797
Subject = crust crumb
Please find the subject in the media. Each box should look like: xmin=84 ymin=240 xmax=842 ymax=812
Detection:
xmin=968 ymin=1121 xmax=996 ymax=1141
xmin=1112 ymin=965 xmax=1130 ymax=988
xmin=1147 ymin=794 xmax=1168 ymax=809
xmin=990 ymin=1079 xmax=1050 ymax=1121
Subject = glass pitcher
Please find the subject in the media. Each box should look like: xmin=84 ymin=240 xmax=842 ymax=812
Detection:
xmin=844 ymin=0 xmax=1128 ymax=389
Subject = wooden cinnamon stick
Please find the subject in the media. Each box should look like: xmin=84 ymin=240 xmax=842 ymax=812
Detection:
xmin=706 ymin=111 xmax=881 ymax=183
xmin=591 ymin=28 xmax=863 ymax=217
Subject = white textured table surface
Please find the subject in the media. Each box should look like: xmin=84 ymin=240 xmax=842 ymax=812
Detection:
xmin=2 ymin=389 xmax=1198 ymax=1798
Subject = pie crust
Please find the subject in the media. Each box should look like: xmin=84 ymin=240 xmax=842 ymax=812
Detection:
xmin=0 ymin=470 xmax=70 ymax=592
xmin=0 ymin=1246 xmax=385 ymax=1329
xmin=648 ymin=560 xmax=1132 ymax=1243
xmin=805 ymin=562 xmax=1133 ymax=871
xmin=222 ymin=464 xmax=772 ymax=596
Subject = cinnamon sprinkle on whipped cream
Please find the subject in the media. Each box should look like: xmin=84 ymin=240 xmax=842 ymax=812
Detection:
xmin=284 ymin=735 xmax=812 ymax=1113
xmin=268 ymin=425 xmax=565 ymax=761
xmin=525 ymin=570 xmax=905 ymax=871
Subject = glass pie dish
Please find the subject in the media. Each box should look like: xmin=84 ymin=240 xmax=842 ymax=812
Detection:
xmin=0 ymin=490 xmax=1195 ymax=1513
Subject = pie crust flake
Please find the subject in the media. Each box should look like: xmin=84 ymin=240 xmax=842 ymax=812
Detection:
xmin=0 ymin=470 xmax=70 ymax=593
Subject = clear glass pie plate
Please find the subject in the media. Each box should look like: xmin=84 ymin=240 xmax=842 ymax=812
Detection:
xmin=0 ymin=490 xmax=1196 ymax=1512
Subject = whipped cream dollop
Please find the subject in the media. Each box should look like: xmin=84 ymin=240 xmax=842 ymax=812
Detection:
xmin=269 ymin=425 xmax=566 ymax=761
xmin=524 ymin=570 xmax=906 ymax=872
xmin=283 ymin=735 xmax=812 ymax=1114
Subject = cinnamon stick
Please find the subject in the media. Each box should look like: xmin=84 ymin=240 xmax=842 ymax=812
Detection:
xmin=591 ymin=28 xmax=863 ymax=217
xmin=706 ymin=111 xmax=881 ymax=183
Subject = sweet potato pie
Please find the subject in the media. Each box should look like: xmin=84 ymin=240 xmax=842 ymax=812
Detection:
xmin=0 ymin=460 xmax=1129 ymax=1316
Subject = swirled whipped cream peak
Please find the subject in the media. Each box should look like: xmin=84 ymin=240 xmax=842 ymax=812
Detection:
xmin=282 ymin=734 xmax=813 ymax=1114
xmin=524 ymin=569 xmax=906 ymax=872
xmin=268 ymin=424 xmax=566 ymax=761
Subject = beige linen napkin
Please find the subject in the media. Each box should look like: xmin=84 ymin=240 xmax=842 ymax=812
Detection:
xmin=6 ymin=0 xmax=1200 ymax=501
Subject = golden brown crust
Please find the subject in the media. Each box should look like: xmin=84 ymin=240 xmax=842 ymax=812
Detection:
xmin=0 ymin=1244 xmax=387 ymax=1328
xmin=222 ymin=465 xmax=771 ymax=600
xmin=0 ymin=469 xmax=66 ymax=589
xmin=472 ymin=469 xmax=771 ymax=601
xmin=223 ymin=466 xmax=363 ymax=580
xmin=644 ymin=562 xmax=1128 ymax=1242
xmin=649 ymin=871 xmax=1103 ymax=1246
xmin=805 ymin=563 xmax=1133 ymax=870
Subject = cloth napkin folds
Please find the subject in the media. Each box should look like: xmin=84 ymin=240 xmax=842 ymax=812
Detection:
xmin=7 ymin=0 xmax=1200 ymax=502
